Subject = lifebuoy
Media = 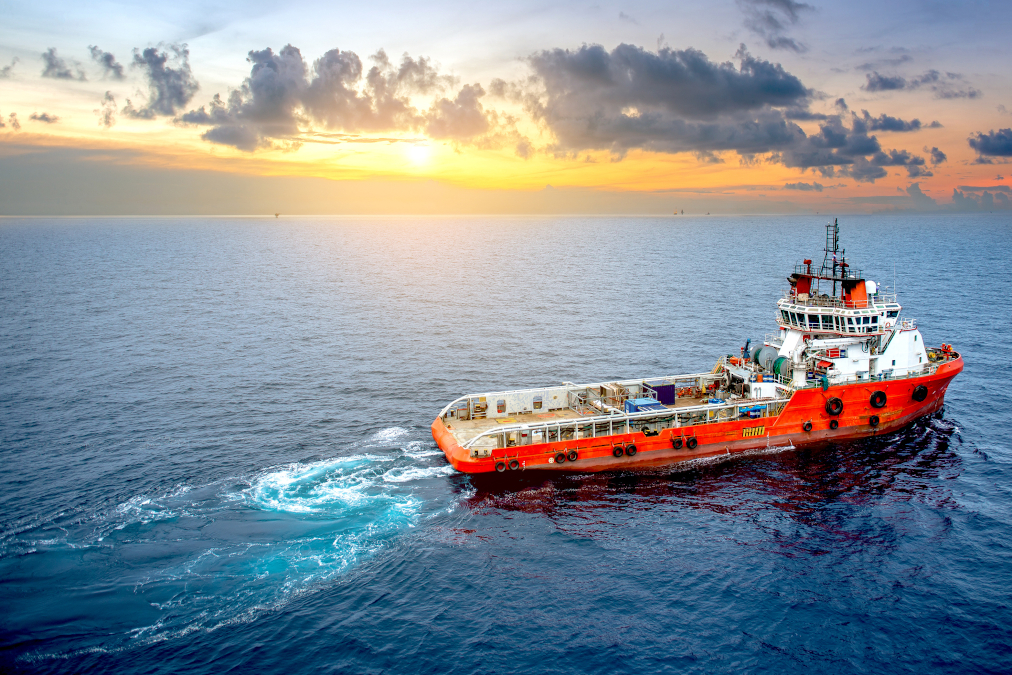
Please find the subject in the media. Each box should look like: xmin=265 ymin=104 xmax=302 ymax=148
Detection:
xmin=625 ymin=444 xmax=637 ymax=456
xmin=612 ymin=446 xmax=624 ymax=458
xmin=508 ymin=459 xmax=520 ymax=471
xmin=826 ymin=397 xmax=844 ymax=416
xmin=912 ymin=385 xmax=928 ymax=402
xmin=870 ymin=391 xmax=887 ymax=408
xmin=869 ymin=415 xmax=879 ymax=427
xmin=555 ymin=452 xmax=566 ymax=464
xmin=673 ymin=437 xmax=684 ymax=449
xmin=567 ymin=449 xmax=578 ymax=462
xmin=830 ymin=419 xmax=839 ymax=430
xmin=686 ymin=437 xmax=698 ymax=449
xmin=803 ymin=421 xmax=813 ymax=432
xmin=495 ymin=461 xmax=506 ymax=472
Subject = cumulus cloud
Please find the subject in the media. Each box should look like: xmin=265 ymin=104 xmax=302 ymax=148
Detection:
xmin=123 ymin=44 xmax=199 ymax=119
xmin=89 ymin=45 xmax=125 ymax=80
xmin=180 ymin=44 xmax=517 ymax=152
xmin=29 ymin=112 xmax=59 ymax=123
xmin=968 ymin=128 xmax=1012 ymax=158
xmin=509 ymin=42 xmax=928 ymax=182
xmin=95 ymin=91 xmax=116 ymax=128
xmin=862 ymin=69 xmax=981 ymax=99
xmin=950 ymin=188 xmax=1011 ymax=211
xmin=906 ymin=182 xmax=935 ymax=207
xmin=853 ymin=110 xmax=922 ymax=132
xmin=0 ymin=57 xmax=18 ymax=78
xmin=784 ymin=181 xmax=822 ymax=191
xmin=737 ymin=0 xmax=813 ymax=52
xmin=41 ymin=48 xmax=86 ymax=81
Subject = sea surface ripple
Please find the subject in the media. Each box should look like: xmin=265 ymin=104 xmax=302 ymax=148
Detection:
xmin=1 ymin=214 xmax=1010 ymax=674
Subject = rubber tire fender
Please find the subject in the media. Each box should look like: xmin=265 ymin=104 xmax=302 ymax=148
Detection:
xmin=912 ymin=385 xmax=928 ymax=402
xmin=672 ymin=437 xmax=684 ymax=449
xmin=625 ymin=444 xmax=637 ymax=456
xmin=566 ymin=449 xmax=578 ymax=462
xmin=826 ymin=397 xmax=844 ymax=416
xmin=612 ymin=446 xmax=624 ymax=458
xmin=508 ymin=459 xmax=520 ymax=471
xmin=555 ymin=452 xmax=566 ymax=464
xmin=495 ymin=461 xmax=506 ymax=473
xmin=686 ymin=437 xmax=698 ymax=449
xmin=869 ymin=415 xmax=880 ymax=427
xmin=829 ymin=419 xmax=839 ymax=430
xmin=803 ymin=421 xmax=813 ymax=432
xmin=870 ymin=391 xmax=887 ymax=409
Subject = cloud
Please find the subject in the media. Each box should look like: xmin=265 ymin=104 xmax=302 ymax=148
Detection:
xmin=123 ymin=44 xmax=199 ymax=119
xmin=862 ymin=69 xmax=981 ymax=99
xmin=924 ymin=146 xmax=946 ymax=164
xmin=0 ymin=57 xmax=18 ymax=79
xmin=855 ymin=53 xmax=912 ymax=71
xmin=968 ymin=128 xmax=1012 ymax=157
xmin=179 ymin=44 xmax=506 ymax=152
xmin=41 ymin=47 xmax=86 ymax=81
xmin=1000 ymin=105 xmax=1011 ymax=116
xmin=784 ymin=181 xmax=822 ymax=191
xmin=96 ymin=91 xmax=117 ymax=128
xmin=29 ymin=112 xmax=59 ymax=123
xmin=1 ymin=112 xmax=21 ymax=130
xmin=737 ymin=0 xmax=814 ymax=52
xmin=906 ymin=182 xmax=935 ymax=207
xmin=618 ymin=11 xmax=638 ymax=24
xmin=958 ymin=185 xmax=1011 ymax=193
xmin=524 ymin=43 xmax=811 ymax=157
xmin=853 ymin=109 xmax=921 ymax=132
xmin=950 ymin=188 xmax=1011 ymax=211
xmin=88 ymin=45 xmax=125 ymax=80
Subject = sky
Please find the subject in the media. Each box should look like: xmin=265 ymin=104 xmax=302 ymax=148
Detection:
xmin=1 ymin=0 xmax=1011 ymax=214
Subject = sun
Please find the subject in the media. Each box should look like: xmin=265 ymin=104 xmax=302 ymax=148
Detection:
xmin=406 ymin=143 xmax=431 ymax=166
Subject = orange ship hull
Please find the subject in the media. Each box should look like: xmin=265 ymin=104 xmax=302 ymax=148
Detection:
xmin=432 ymin=356 xmax=962 ymax=474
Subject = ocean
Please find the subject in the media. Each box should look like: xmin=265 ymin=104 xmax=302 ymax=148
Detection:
xmin=1 ymin=214 xmax=1010 ymax=673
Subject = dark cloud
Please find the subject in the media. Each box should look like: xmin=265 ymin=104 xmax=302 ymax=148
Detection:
xmin=88 ymin=45 xmax=125 ymax=80
xmin=29 ymin=112 xmax=59 ymax=123
xmin=96 ymin=91 xmax=116 ymax=128
xmin=853 ymin=110 xmax=921 ymax=132
xmin=968 ymin=128 xmax=1012 ymax=157
xmin=834 ymin=98 xmax=848 ymax=112
xmin=784 ymin=181 xmax=822 ymax=191
xmin=737 ymin=0 xmax=813 ymax=52
xmin=180 ymin=44 xmax=511 ymax=152
xmin=928 ymin=120 xmax=942 ymax=128
xmin=862 ymin=69 xmax=981 ymax=99
xmin=925 ymin=146 xmax=946 ymax=164
xmin=123 ymin=44 xmax=199 ymax=119
xmin=0 ymin=57 xmax=18 ymax=79
xmin=524 ymin=43 xmax=810 ymax=157
xmin=618 ymin=11 xmax=638 ymax=24
xmin=41 ymin=48 xmax=86 ymax=81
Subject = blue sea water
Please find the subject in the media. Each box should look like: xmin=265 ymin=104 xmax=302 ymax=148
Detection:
xmin=1 ymin=214 xmax=1010 ymax=674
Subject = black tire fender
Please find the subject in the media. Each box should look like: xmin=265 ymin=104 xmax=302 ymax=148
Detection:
xmin=826 ymin=397 xmax=844 ymax=416
xmin=508 ymin=459 xmax=520 ymax=471
xmin=567 ymin=449 xmax=578 ymax=462
xmin=912 ymin=385 xmax=928 ymax=402
xmin=803 ymin=420 xmax=813 ymax=432
xmin=870 ymin=391 xmax=887 ymax=409
xmin=612 ymin=446 xmax=624 ymax=458
xmin=625 ymin=444 xmax=637 ymax=456
xmin=672 ymin=437 xmax=684 ymax=449
xmin=495 ymin=461 xmax=506 ymax=473
xmin=686 ymin=437 xmax=698 ymax=449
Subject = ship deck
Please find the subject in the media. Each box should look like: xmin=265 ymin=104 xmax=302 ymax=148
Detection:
xmin=444 ymin=395 xmax=712 ymax=447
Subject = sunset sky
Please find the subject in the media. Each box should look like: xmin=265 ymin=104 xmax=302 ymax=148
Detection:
xmin=1 ymin=0 xmax=1010 ymax=214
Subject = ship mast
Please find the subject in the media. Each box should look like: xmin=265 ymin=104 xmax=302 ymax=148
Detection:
xmin=819 ymin=218 xmax=843 ymax=297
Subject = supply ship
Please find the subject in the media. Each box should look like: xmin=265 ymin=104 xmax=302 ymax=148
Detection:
xmin=431 ymin=220 xmax=962 ymax=474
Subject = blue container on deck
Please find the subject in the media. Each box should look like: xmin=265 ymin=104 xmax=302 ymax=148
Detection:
xmin=625 ymin=397 xmax=667 ymax=413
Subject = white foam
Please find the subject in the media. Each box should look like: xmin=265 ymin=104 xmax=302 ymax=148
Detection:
xmin=382 ymin=464 xmax=456 ymax=483
xmin=403 ymin=440 xmax=442 ymax=459
xmin=370 ymin=426 xmax=410 ymax=444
